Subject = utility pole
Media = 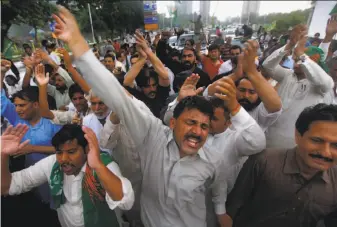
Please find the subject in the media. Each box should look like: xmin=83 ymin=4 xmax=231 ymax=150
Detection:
xmin=88 ymin=3 xmax=95 ymax=43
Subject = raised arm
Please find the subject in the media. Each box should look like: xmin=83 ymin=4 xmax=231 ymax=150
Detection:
xmin=262 ymin=24 xmax=307 ymax=82
xmin=244 ymin=40 xmax=282 ymax=113
xmin=53 ymin=6 xmax=153 ymax=146
xmin=22 ymin=57 xmax=35 ymax=88
xmin=293 ymin=29 xmax=334 ymax=94
xmin=320 ymin=17 xmax=337 ymax=61
xmin=123 ymin=47 xmax=147 ymax=88
xmin=135 ymin=31 xmax=170 ymax=87
xmin=56 ymin=47 xmax=90 ymax=93
xmin=35 ymin=63 xmax=55 ymax=120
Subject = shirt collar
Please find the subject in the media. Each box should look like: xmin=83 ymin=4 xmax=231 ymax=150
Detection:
xmin=80 ymin=162 xmax=87 ymax=173
xmin=283 ymin=147 xmax=330 ymax=183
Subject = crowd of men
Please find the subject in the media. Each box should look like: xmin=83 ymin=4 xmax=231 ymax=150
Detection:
xmin=1 ymin=5 xmax=337 ymax=227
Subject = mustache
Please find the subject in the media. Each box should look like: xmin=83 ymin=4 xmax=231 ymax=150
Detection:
xmin=309 ymin=153 xmax=333 ymax=163
xmin=184 ymin=134 xmax=201 ymax=142
xmin=238 ymin=98 xmax=251 ymax=104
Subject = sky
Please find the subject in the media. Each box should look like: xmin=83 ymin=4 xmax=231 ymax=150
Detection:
xmin=157 ymin=1 xmax=312 ymax=21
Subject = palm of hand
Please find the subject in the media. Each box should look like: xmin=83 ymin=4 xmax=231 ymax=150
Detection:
xmin=326 ymin=20 xmax=337 ymax=35
xmin=36 ymin=73 xmax=49 ymax=85
xmin=179 ymin=85 xmax=197 ymax=99
xmin=1 ymin=135 xmax=21 ymax=155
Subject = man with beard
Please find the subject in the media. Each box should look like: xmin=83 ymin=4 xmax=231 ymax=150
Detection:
xmin=223 ymin=103 xmax=337 ymax=227
xmin=197 ymin=43 xmax=224 ymax=81
xmin=218 ymin=45 xmax=242 ymax=75
xmin=52 ymin=7 xmax=229 ymax=226
xmin=22 ymin=49 xmax=74 ymax=109
xmin=262 ymin=24 xmax=334 ymax=149
xmin=104 ymin=54 xmax=127 ymax=84
xmin=205 ymin=40 xmax=282 ymax=132
xmin=1 ymin=124 xmax=134 ymax=227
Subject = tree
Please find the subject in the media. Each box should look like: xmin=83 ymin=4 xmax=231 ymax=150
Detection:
xmin=1 ymin=0 xmax=56 ymax=49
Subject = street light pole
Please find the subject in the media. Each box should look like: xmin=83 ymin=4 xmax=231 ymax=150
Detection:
xmin=88 ymin=3 xmax=96 ymax=43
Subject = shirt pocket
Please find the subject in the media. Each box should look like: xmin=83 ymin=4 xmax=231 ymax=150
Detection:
xmin=179 ymin=176 xmax=206 ymax=209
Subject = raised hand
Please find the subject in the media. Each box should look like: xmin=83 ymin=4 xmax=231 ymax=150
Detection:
xmin=34 ymin=63 xmax=49 ymax=86
xmin=326 ymin=16 xmax=337 ymax=38
xmin=294 ymin=28 xmax=308 ymax=58
xmin=1 ymin=59 xmax=11 ymax=73
xmin=82 ymin=126 xmax=102 ymax=170
xmin=286 ymin=24 xmax=307 ymax=50
xmin=22 ymin=56 xmax=36 ymax=69
xmin=177 ymin=73 xmax=204 ymax=101
xmin=56 ymin=48 xmax=71 ymax=68
xmin=242 ymin=40 xmax=259 ymax=74
xmin=52 ymin=6 xmax=82 ymax=45
xmin=135 ymin=30 xmax=150 ymax=51
xmin=136 ymin=44 xmax=147 ymax=60
xmin=35 ymin=48 xmax=50 ymax=62
xmin=1 ymin=124 xmax=30 ymax=155
xmin=214 ymin=77 xmax=240 ymax=114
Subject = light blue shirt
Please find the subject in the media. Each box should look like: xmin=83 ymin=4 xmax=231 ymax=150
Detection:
xmin=1 ymin=89 xmax=62 ymax=203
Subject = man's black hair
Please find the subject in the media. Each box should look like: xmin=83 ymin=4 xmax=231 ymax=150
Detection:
xmin=69 ymin=84 xmax=85 ymax=100
xmin=209 ymin=97 xmax=230 ymax=120
xmin=104 ymin=54 xmax=115 ymax=61
xmin=186 ymin=39 xmax=195 ymax=46
xmin=208 ymin=43 xmax=220 ymax=51
xmin=41 ymin=40 xmax=48 ymax=47
xmin=12 ymin=86 xmax=39 ymax=103
xmin=182 ymin=46 xmax=197 ymax=57
xmin=52 ymin=124 xmax=88 ymax=151
xmin=173 ymin=96 xmax=214 ymax=120
xmin=45 ymin=64 xmax=54 ymax=76
xmin=230 ymin=45 xmax=242 ymax=52
xmin=296 ymin=104 xmax=337 ymax=136
xmin=136 ymin=68 xmax=159 ymax=88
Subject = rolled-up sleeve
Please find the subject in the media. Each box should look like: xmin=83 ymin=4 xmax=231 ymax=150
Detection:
xmin=51 ymin=110 xmax=76 ymax=125
xmin=211 ymin=159 xmax=228 ymax=215
xmin=105 ymin=162 xmax=135 ymax=210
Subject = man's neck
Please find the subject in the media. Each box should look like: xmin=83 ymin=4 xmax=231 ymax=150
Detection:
xmin=295 ymin=149 xmax=320 ymax=180
xmin=28 ymin=114 xmax=42 ymax=126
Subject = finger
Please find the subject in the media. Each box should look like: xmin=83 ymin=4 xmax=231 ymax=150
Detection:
xmin=57 ymin=5 xmax=73 ymax=22
xmin=196 ymin=87 xmax=204 ymax=95
xmin=82 ymin=126 xmax=98 ymax=146
xmin=18 ymin=139 xmax=30 ymax=150
xmin=214 ymin=93 xmax=229 ymax=102
xmin=52 ymin=14 xmax=65 ymax=28
xmin=2 ymin=125 xmax=14 ymax=136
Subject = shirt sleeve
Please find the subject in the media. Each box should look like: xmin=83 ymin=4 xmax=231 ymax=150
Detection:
xmin=319 ymin=42 xmax=330 ymax=62
xmin=57 ymin=67 xmax=74 ymax=88
xmin=163 ymin=98 xmax=178 ymax=126
xmin=1 ymin=88 xmax=19 ymax=125
xmin=50 ymin=110 xmax=76 ymax=125
xmin=75 ymin=50 xmax=159 ymax=147
xmin=226 ymin=151 xmax=267 ymax=218
xmin=231 ymin=108 xmax=266 ymax=157
xmin=211 ymin=159 xmax=229 ymax=215
xmin=105 ymin=161 xmax=135 ymax=210
xmin=299 ymin=55 xmax=334 ymax=95
xmin=251 ymin=103 xmax=282 ymax=132
xmin=262 ymin=45 xmax=293 ymax=83
xmin=47 ymin=84 xmax=57 ymax=97
xmin=9 ymin=155 xmax=56 ymax=195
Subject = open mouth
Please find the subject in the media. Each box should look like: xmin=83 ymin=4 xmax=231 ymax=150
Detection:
xmin=62 ymin=164 xmax=74 ymax=173
xmin=184 ymin=136 xmax=201 ymax=148
xmin=309 ymin=154 xmax=333 ymax=164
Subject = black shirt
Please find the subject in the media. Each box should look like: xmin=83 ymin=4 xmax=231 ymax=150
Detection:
xmin=125 ymin=85 xmax=170 ymax=118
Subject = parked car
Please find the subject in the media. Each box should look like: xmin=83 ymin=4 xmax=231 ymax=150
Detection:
xmin=167 ymin=36 xmax=177 ymax=48
xmin=176 ymin=33 xmax=208 ymax=54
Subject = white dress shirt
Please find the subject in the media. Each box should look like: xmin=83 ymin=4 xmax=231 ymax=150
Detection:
xmin=218 ymin=60 xmax=233 ymax=75
xmin=262 ymin=45 xmax=334 ymax=149
xmin=9 ymin=154 xmax=134 ymax=227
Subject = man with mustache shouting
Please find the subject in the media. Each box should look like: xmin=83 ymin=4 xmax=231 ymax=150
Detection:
xmin=50 ymin=6 xmax=228 ymax=227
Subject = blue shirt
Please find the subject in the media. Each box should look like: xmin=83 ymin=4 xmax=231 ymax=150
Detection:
xmin=1 ymin=89 xmax=62 ymax=203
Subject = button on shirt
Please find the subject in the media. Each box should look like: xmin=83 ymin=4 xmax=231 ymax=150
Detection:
xmin=75 ymin=50 xmax=228 ymax=227
xmin=226 ymin=148 xmax=337 ymax=227
xmin=262 ymin=45 xmax=334 ymax=149
xmin=8 ymin=154 xmax=134 ymax=227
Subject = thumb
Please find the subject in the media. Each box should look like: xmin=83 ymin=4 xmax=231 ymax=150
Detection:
xmin=196 ymin=87 xmax=204 ymax=95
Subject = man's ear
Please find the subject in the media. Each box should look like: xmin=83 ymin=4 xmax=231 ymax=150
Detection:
xmin=84 ymin=145 xmax=89 ymax=154
xmin=33 ymin=101 xmax=39 ymax=108
xmin=295 ymin=129 xmax=302 ymax=145
xmin=169 ymin=117 xmax=176 ymax=130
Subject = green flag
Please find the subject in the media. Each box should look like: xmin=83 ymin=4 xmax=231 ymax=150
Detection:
xmin=330 ymin=3 xmax=337 ymax=15
xmin=170 ymin=7 xmax=178 ymax=25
